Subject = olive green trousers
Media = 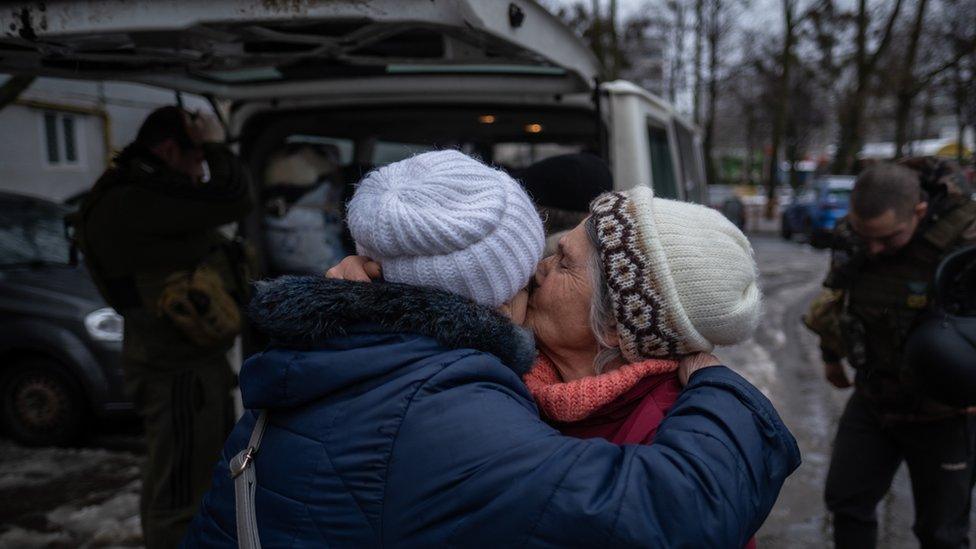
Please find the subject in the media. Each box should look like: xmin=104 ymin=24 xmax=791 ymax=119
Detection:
xmin=123 ymin=355 xmax=234 ymax=549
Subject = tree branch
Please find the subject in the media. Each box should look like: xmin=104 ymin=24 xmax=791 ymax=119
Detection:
xmin=866 ymin=0 xmax=905 ymax=72
xmin=911 ymin=50 xmax=966 ymax=95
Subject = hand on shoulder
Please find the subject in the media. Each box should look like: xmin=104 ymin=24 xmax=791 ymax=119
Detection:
xmin=678 ymin=352 xmax=721 ymax=386
xmin=325 ymin=256 xmax=383 ymax=282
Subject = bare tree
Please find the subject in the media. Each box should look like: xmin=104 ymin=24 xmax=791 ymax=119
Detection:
xmin=608 ymin=0 xmax=622 ymax=78
xmin=590 ymin=0 xmax=606 ymax=75
xmin=666 ymin=0 xmax=689 ymax=104
xmin=721 ymin=52 xmax=771 ymax=185
xmin=704 ymin=0 xmax=719 ymax=184
xmin=944 ymin=0 xmax=976 ymax=163
xmin=812 ymin=0 xmax=906 ymax=173
xmin=888 ymin=0 xmax=967 ymax=158
xmin=702 ymin=0 xmax=740 ymax=186
xmin=693 ymin=0 xmax=705 ymax=124
xmin=785 ymin=62 xmax=828 ymax=185
xmin=764 ymin=0 xmax=799 ymax=215
xmin=548 ymin=1 xmax=653 ymax=82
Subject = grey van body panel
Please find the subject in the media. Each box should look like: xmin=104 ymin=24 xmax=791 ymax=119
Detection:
xmin=1 ymin=0 xmax=599 ymax=99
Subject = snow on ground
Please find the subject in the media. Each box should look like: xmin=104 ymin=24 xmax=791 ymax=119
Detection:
xmin=0 ymin=440 xmax=142 ymax=548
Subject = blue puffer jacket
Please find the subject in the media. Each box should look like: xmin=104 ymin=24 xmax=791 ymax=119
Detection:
xmin=184 ymin=277 xmax=800 ymax=548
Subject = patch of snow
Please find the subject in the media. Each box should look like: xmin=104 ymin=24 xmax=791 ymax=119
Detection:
xmin=46 ymin=480 xmax=142 ymax=546
xmin=0 ymin=527 xmax=72 ymax=548
xmin=0 ymin=441 xmax=133 ymax=491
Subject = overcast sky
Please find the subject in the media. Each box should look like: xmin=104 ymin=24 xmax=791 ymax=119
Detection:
xmin=549 ymin=0 xmax=783 ymax=35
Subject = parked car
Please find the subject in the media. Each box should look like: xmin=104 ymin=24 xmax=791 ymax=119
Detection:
xmin=0 ymin=192 xmax=128 ymax=446
xmin=781 ymin=175 xmax=855 ymax=247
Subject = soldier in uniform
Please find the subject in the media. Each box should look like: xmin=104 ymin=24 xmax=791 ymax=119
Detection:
xmin=805 ymin=161 xmax=976 ymax=548
xmin=74 ymin=106 xmax=254 ymax=548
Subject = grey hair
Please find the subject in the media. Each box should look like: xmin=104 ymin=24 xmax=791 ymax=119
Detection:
xmin=585 ymin=216 xmax=624 ymax=373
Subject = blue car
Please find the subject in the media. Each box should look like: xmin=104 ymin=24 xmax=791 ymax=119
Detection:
xmin=781 ymin=176 xmax=855 ymax=247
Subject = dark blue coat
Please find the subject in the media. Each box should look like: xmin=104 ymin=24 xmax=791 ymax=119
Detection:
xmin=184 ymin=277 xmax=800 ymax=548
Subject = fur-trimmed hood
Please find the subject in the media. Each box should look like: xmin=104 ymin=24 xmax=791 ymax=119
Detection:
xmin=248 ymin=275 xmax=536 ymax=377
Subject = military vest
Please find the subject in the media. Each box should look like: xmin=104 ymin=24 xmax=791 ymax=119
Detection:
xmin=844 ymin=198 xmax=976 ymax=373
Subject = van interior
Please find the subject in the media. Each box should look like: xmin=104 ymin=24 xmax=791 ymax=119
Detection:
xmin=240 ymin=103 xmax=603 ymax=272
xmin=241 ymin=104 xmax=600 ymax=179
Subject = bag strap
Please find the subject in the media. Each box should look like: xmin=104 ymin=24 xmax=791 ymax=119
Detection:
xmin=229 ymin=410 xmax=268 ymax=549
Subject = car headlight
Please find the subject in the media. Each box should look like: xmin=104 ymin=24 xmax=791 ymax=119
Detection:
xmin=85 ymin=307 xmax=124 ymax=342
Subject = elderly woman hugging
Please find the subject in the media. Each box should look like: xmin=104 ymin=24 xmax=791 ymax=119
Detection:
xmin=185 ymin=150 xmax=797 ymax=548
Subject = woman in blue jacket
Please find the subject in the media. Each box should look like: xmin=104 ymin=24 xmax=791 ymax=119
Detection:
xmin=184 ymin=151 xmax=800 ymax=547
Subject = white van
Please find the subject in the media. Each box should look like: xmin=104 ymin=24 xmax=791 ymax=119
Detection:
xmin=0 ymin=0 xmax=707 ymax=203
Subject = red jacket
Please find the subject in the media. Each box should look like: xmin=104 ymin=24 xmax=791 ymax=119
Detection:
xmin=552 ymin=371 xmax=681 ymax=444
xmin=525 ymin=359 xmax=759 ymax=549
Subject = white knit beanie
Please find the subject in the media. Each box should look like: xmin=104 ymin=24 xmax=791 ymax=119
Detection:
xmin=589 ymin=185 xmax=761 ymax=360
xmin=347 ymin=150 xmax=545 ymax=307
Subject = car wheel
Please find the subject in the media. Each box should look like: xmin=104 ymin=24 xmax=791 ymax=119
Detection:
xmin=780 ymin=215 xmax=793 ymax=240
xmin=1 ymin=358 xmax=88 ymax=446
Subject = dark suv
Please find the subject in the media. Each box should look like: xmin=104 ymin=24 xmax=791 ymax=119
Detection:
xmin=0 ymin=192 xmax=129 ymax=446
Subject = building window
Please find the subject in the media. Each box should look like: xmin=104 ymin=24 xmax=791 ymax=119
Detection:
xmin=43 ymin=113 xmax=59 ymax=163
xmin=62 ymin=116 xmax=77 ymax=162
xmin=42 ymin=111 xmax=82 ymax=166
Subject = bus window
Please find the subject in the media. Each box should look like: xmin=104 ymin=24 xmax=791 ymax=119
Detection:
xmin=647 ymin=123 xmax=678 ymax=199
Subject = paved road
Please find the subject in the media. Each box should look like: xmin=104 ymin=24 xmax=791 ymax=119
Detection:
xmin=0 ymin=235 xmax=973 ymax=548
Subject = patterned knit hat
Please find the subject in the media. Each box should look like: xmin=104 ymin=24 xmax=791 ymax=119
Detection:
xmin=589 ymin=185 xmax=761 ymax=360
xmin=347 ymin=150 xmax=545 ymax=307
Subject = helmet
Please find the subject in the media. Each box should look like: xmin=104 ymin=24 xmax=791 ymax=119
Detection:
xmin=905 ymin=245 xmax=976 ymax=407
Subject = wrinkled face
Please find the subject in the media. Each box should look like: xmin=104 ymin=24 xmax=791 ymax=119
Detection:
xmin=849 ymin=203 xmax=927 ymax=257
xmin=525 ymin=220 xmax=599 ymax=370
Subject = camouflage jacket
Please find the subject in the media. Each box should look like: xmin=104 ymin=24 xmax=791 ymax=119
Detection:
xmin=808 ymin=195 xmax=976 ymax=419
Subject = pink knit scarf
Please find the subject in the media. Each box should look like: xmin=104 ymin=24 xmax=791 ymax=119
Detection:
xmin=523 ymin=354 xmax=680 ymax=422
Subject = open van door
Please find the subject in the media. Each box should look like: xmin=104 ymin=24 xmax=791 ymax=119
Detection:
xmin=603 ymin=80 xmax=707 ymax=201
xmin=0 ymin=1 xmax=598 ymax=100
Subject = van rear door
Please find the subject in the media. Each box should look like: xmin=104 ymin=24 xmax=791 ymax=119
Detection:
xmin=0 ymin=1 xmax=598 ymax=100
